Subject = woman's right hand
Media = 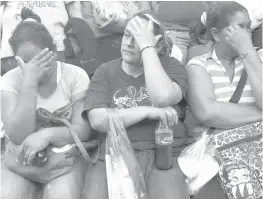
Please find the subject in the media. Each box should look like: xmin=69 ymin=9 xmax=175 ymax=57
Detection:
xmin=147 ymin=106 xmax=178 ymax=128
xmin=15 ymin=48 xmax=55 ymax=83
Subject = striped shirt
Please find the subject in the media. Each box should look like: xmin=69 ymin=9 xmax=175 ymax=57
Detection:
xmin=187 ymin=48 xmax=263 ymax=106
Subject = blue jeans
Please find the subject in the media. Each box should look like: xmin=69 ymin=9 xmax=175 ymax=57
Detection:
xmin=81 ymin=147 xmax=190 ymax=199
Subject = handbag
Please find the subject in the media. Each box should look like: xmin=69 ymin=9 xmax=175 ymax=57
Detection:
xmin=178 ymin=68 xmax=249 ymax=195
xmin=3 ymin=96 xmax=100 ymax=184
xmin=105 ymin=109 xmax=148 ymax=199
xmin=210 ymin=122 xmax=262 ymax=199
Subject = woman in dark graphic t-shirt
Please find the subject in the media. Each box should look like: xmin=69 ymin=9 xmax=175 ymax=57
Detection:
xmin=81 ymin=11 xmax=190 ymax=199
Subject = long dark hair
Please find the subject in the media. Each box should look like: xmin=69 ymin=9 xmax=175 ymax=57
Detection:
xmin=9 ymin=8 xmax=54 ymax=54
xmin=189 ymin=2 xmax=247 ymax=45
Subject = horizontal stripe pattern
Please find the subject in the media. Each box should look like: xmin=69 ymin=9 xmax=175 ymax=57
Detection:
xmin=187 ymin=49 xmax=262 ymax=106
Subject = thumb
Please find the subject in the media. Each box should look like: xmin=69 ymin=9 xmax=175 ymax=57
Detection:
xmin=148 ymin=20 xmax=154 ymax=32
xmin=15 ymin=56 xmax=25 ymax=67
xmin=155 ymin=35 xmax=163 ymax=43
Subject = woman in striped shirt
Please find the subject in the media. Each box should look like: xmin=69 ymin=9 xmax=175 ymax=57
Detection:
xmin=186 ymin=2 xmax=262 ymax=199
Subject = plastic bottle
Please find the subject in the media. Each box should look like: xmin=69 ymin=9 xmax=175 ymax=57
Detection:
xmin=155 ymin=121 xmax=174 ymax=170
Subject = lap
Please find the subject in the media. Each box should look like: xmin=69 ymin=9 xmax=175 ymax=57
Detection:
xmin=43 ymin=156 xmax=87 ymax=199
xmin=80 ymin=149 xmax=190 ymax=199
xmin=141 ymin=153 xmax=190 ymax=199
xmin=1 ymin=160 xmax=38 ymax=199
xmin=80 ymin=160 xmax=108 ymax=199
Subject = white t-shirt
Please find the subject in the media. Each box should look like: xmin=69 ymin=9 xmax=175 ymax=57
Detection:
xmin=0 ymin=1 xmax=71 ymax=59
xmin=0 ymin=61 xmax=90 ymax=137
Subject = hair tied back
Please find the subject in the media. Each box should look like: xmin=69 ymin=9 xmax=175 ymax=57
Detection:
xmin=21 ymin=7 xmax=41 ymax=23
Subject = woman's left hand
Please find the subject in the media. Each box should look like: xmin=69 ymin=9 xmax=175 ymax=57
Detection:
xmin=127 ymin=16 xmax=163 ymax=51
xmin=224 ymin=24 xmax=254 ymax=56
xmin=18 ymin=132 xmax=50 ymax=165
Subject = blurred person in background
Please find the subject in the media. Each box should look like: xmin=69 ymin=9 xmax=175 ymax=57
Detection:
xmin=81 ymin=1 xmax=154 ymax=64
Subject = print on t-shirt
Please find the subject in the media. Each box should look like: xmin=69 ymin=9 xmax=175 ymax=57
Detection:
xmin=18 ymin=1 xmax=56 ymax=9
xmin=113 ymin=86 xmax=152 ymax=109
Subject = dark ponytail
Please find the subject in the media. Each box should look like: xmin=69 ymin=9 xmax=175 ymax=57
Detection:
xmin=189 ymin=2 xmax=248 ymax=45
xmin=9 ymin=7 xmax=54 ymax=54
xmin=20 ymin=7 xmax=41 ymax=23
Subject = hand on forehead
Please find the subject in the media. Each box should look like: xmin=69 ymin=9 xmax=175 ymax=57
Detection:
xmin=126 ymin=16 xmax=150 ymax=32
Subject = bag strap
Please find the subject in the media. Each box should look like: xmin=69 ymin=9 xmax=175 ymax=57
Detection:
xmin=217 ymin=133 xmax=262 ymax=152
xmin=39 ymin=95 xmax=100 ymax=165
xmin=58 ymin=118 xmax=100 ymax=165
xmin=229 ymin=69 xmax=248 ymax=103
xmin=207 ymin=68 xmax=248 ymax=134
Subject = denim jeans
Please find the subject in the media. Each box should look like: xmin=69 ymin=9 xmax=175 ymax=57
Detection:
xmin=81 ymin=144 xmax=190 ymax=199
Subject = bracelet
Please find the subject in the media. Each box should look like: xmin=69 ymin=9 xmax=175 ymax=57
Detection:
xmin=140 ymin=46 xmax=155 ymax=53
xmin=240 ymin=47 xmax=254 ymax=60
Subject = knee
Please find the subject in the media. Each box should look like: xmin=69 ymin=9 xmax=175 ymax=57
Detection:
xmin=1 ymin=183 xmax=36 ymax=199
xmin=43 ymin=183 xmax=78 ymax=199
xmin=1 ymin=163 xmax=37 ymax=199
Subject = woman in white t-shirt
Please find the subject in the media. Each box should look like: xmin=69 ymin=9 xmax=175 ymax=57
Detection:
xmin=1 ymin=9 xmax=90 ymax=199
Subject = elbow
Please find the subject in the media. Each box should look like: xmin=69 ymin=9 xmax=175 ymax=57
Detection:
xmin=192 ymin=106 xmax=214 ymax=126
xmin=4 ymin=123 xmax=23 ymax=145
xmin=152 ymin=93 xmax=181 ymax=108
xmin=152 ymin=97 xmax=172 ymax=108
xmin=5 ymin=131 xmax=23 ymax=145
xmin=89 ymin=118 xmax=103 ymax=132
xmin=88 ymin=109 xmax=108 ymax=133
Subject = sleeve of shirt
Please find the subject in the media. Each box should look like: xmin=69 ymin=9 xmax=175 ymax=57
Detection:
xmin=71 ymin=67 xmax=90 ymax=96
xmin=82 ymin=64 xmax=111 ymax=119
xmin=0 ymin=71 xmax=21 ymax=94
xmin=160 ymin=56 xmax=188 ymax=101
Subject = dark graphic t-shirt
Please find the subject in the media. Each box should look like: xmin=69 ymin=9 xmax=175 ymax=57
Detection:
xmin=83 ymin=56 xmax=188 ymax=143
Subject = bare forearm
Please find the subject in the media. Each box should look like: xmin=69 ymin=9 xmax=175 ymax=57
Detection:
xmin=89 ymin=107 xmax=150 ymax=133
xmin=198 ymin=102 xmax=262 ymax=129
xmin=41 ymin=125 xmax=90 ymax=146
xmin=142 ymin=48 xmax=181 ymax=106
xmin=7 ymin=79 xmax=38 ymax=144
xmin=241 ymin=49 xmax=262 ymax=109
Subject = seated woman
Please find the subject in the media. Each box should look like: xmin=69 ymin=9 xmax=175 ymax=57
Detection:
xmin=1 ymin=9 xmax=91 ymax=199
xmin=81 ymin=11 xmax=190 ymax=199
xmin=186 ymin=2 xmax=262 ymax=199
